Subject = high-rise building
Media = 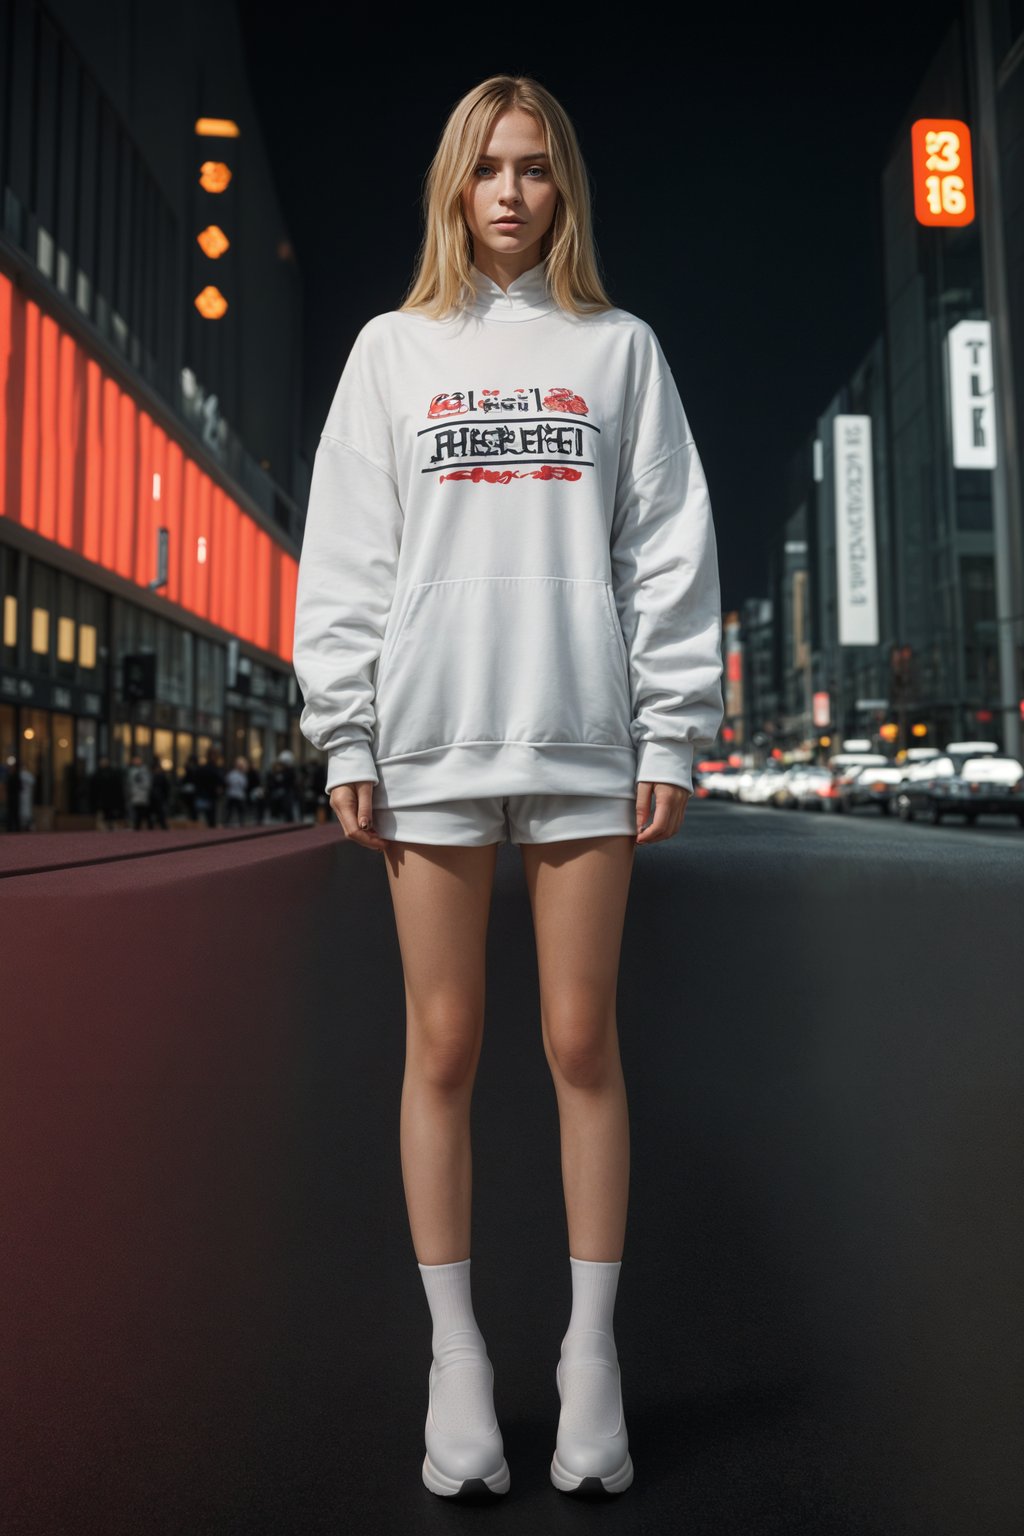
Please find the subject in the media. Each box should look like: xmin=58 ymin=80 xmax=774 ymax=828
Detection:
xmin=0 ymin=0 xmax=308 ymax=828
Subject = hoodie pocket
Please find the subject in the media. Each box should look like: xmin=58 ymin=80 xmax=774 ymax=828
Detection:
xmin=373 ymin=576 xmax=633 ymax=762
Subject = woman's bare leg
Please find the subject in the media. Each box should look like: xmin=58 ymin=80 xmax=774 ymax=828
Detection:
xmin=519 ymin=835 xmax=636 ymax=1261
xmin=383 ymin=839 xmax=500 ymax=1265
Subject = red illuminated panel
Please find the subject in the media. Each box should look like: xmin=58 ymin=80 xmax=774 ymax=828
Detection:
xmin=196 ymin=470 xmax=212 ymax=618
xmin=38 ymin=312 xmax=59 ymax=541
xmin=135 ymin=409 xmax=153 ymax=589
xmin=255 ymin=528 xmax=271 ymax=652
xmin=0 ymin=277 xmax=10 ymax=503
xmin=19 ymin=301 xmax=40 ymax=533
xmin=0 ymin=271 xmax=299 ymax=662
xmin=222 ymin=494 xmax=239 ymax=635
xmin=57 ymin=330 xmax=77 ymax=547
xmin=164 ymin=436 xmax=184 ymax=605
xmin=911 ymin=119 xmax=975 ymax=227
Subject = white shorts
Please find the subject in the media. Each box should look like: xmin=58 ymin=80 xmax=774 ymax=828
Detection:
xmin=371 ymin=793 xmax=637 ymax=847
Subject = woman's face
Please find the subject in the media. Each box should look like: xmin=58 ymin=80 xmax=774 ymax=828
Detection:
xmin=461 ymin=107 xmax=559 ymax=269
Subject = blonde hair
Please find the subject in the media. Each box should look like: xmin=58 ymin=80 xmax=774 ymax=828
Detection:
xmin=399 ymin=74 xmax=614 ymax=320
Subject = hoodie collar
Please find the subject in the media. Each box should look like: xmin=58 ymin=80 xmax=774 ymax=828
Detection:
xmin=466 ymin=256 xmax=557 ymax=322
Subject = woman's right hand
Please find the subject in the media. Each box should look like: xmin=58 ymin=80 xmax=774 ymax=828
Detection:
xmin=329 ymin=782 xmax=390 ymax=851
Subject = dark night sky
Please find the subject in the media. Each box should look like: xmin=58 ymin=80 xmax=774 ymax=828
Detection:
xmin=238 ymin=1 xmax=964 ymax=612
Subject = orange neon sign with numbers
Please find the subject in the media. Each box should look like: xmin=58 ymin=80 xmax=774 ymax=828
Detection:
xmin=911 ymin=119 xmax=975 ymax=226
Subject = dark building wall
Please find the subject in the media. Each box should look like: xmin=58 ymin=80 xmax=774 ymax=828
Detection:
xmin=880 ymin=13 xmax=995 ymax=737
xmin=40 ymin=0 xmax=305 ymax=508
xmin=991 ymin=3 xmax=1024 ymax=529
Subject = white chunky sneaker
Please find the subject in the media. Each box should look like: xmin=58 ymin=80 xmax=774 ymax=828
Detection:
xmin=422 ymin=1353 xmax=511 ymax=1497
xmin=549 ymin=1342 xmax=634 ymax=1494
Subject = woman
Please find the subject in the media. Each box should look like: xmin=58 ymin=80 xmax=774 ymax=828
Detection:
xmin=292 ymin=74 xmax=724 ymax=1500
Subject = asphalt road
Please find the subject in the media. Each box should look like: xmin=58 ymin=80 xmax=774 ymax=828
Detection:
xmin=2 ymin=801 xmax=1021 ymax=1535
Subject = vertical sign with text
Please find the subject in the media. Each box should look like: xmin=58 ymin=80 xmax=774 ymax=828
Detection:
xmin=911 ymin=119 xmax=975 ymax=227
xmin=947 ymin=318 xmax=997 ymax=468
xmin=833 ymin=415 xmax=880 ymax=647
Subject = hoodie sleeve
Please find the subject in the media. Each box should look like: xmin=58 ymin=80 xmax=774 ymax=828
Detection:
xmin=292 ymin=319 xmax=402 ymax=793
xmin=610 ymin=327 xmax=725 ymax=795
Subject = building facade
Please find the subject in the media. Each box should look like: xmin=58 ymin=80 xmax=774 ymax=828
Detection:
xmin=740 ymin=1 xmax=1023 ymax=765
xmin=0 ymin=0 xmax=309 ymax=827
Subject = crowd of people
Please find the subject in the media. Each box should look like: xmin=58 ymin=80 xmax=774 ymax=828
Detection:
xmin=86 ymin=748 xmax=330 ymax=831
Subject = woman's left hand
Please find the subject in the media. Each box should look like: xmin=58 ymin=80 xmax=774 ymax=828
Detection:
xmin=635 ymin=781 xmax=691 ymax=844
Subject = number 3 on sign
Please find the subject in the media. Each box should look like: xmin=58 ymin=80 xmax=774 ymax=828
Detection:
xmin=911 ymin=119 xmax=975 ymax=227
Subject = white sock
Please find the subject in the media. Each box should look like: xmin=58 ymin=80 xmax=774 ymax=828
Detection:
xmin=418 ymin=1258 xmax=497 ymax=1435
xmin=557 ymin=1256 xmax=623 ymax=1435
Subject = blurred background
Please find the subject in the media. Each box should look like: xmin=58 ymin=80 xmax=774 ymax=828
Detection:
xmin=0 ymin=0 xmax=1021 ymax=831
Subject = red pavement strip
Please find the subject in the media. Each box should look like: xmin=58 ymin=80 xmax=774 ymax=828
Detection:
xmin=0 ymin=823 xmax=327 ymax=879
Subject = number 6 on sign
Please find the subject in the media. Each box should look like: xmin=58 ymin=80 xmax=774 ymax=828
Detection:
xmin=911 ymin=118 xmax=975 ymax=227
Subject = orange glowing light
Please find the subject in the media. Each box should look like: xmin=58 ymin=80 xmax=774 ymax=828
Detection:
xmin=195 ymin=117 xmax=240 ymax=138
xmin=911 ymin=119 xmax=974 ymax=226
xmin=197 ymin=225 xmax=230 ymax=258
xmin=194 ymin=286 xmax=228 ymax=319
xmin=199 ymin=160 xmax=232 ymax=193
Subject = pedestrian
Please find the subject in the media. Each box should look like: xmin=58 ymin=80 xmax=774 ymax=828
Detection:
xmin=193 ymin=751 xmax=222 ymax=828
xmin=247 ymin=759 xmax=266 ymax=824
xmin=277 ymin=749 xmax=298 ymax=821
xmin=223 ymin=756 xmax=249 ymax=825
xmin=89 ymin=755 xmax=124 ymax=830
xmin=149 ymin=755 xmax=170 ymax=830
xmin=291 ymin=74 xmax=724 ymax=1501
xmin=18 ymin=762 xmax=35 ymax=831
xmin=125 ymin=754 xmax=153 ymax=830
xmin=179 ymin=754 xmax=199 ymax=822
xmin=265 ymin=757 xmax=289 ymax=821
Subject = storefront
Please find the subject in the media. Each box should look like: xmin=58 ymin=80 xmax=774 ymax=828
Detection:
xmin=0 ymin=538 xmax=304 ymax=830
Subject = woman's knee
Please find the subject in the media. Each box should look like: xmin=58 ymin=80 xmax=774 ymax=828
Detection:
xmin=542 ymin=998 xmax=619 ymax=1088
xmin=407 ymin=999 xmax=484 ymax=1089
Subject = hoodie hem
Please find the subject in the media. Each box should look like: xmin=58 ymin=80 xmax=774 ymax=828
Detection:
xmin=370 ymin=742 xmax=638 ymax=809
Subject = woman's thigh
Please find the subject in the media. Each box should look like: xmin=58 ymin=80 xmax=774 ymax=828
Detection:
xmin=383 ymin=838 xmax=500 ymax=1073
xmin=519 ymin=832 xmax=636 ymax=1066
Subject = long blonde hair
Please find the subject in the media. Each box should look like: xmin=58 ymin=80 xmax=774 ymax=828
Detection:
xmin=399 ymin=75 xmax=614 ymax=320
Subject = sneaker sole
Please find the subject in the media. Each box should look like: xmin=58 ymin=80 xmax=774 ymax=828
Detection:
xmin=550 ymin=1446 xmax=634 ymax=1493
xmin=423 ymin=1451 xmax=510 ymax=1497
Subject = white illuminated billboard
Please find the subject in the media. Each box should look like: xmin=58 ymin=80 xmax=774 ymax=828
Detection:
xmin=833 ymin=415 xmax=879 ymax=647
xmin=947 ymin=319 xmax=997 ymax=469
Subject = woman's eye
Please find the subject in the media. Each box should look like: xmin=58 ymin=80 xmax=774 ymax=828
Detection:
xmin=473 ymin=165 xmax=546 ymax=177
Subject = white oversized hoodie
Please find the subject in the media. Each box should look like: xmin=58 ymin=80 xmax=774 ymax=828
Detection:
xmin=292 ymin=256 xmax=724 ymax=807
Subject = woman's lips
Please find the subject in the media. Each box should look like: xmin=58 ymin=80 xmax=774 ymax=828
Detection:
xmin=493 ymin=219 xmax=524 ymax=228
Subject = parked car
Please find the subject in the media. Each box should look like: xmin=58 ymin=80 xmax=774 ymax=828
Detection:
xmin=840 ymin=765 xmax=906 ymax=814
xmin=747 ymin=769 xmax=789 ymax=804
xmin=895 ymin=752 xmax=1024 ymax=826
xmin=700 ymin=766 xmax=745 ymax=800
xmin=791 ymin=766 xmax=841 ymax=811
xmin=827 ymin=754 xmax=891 ymax=812
xmin=767 ymin=765 xmax=813 ymax=808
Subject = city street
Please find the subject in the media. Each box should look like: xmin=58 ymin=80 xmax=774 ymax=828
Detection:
xmin=2 ymin=802 xmax=1020 ymax=1533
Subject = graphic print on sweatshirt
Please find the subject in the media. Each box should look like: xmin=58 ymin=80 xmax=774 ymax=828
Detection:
xmin=421 ymin=386 xmax=599 ymax=485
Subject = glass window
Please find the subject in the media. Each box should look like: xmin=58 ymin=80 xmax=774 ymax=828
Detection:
xmin=28 ymin=561 xmax=55 ymax=675
xmin=197 ymin=636 xmax=225 ymax=713
xmin=1 ymin=544 xmax=19 ymax=662
xmin=78 ymin=583 xmax=105 ymax=680
xmin=56 ymin=571 xmax=76 ymax=678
